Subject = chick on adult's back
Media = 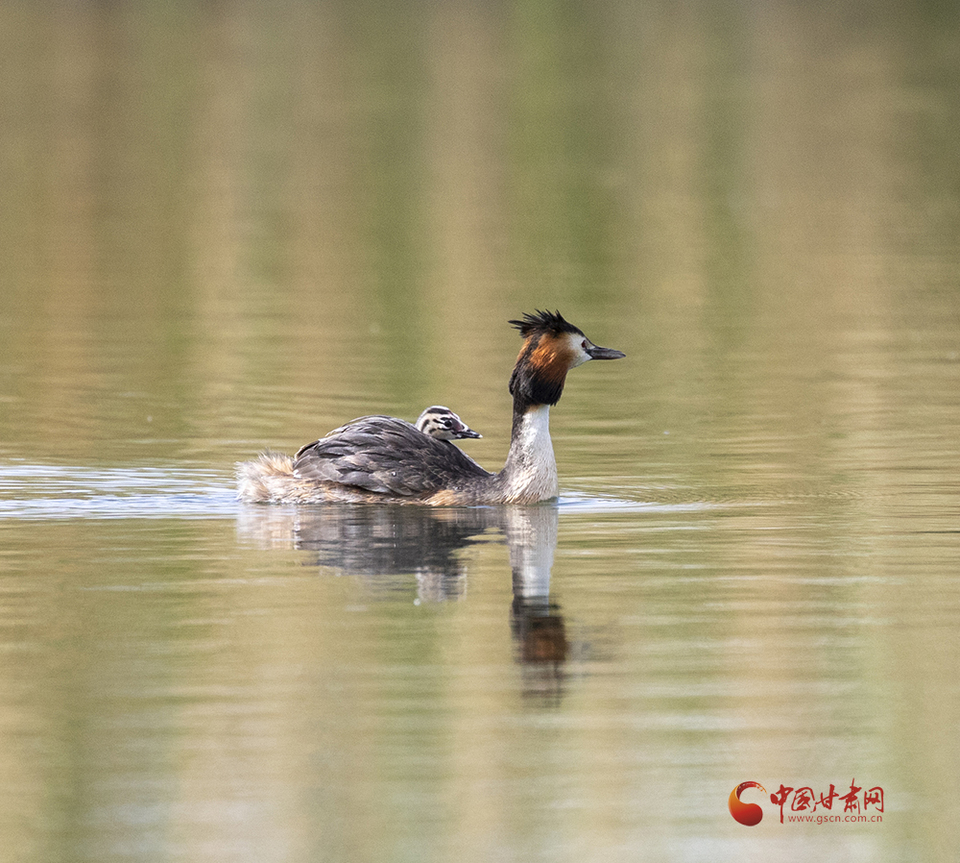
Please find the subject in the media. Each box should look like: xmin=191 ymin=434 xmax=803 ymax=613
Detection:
xmin=236 ymin=311 xmax=624 ymax=505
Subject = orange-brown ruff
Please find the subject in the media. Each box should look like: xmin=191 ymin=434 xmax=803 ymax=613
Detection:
xmin=236 ymin=311 xmax=624 ymax=505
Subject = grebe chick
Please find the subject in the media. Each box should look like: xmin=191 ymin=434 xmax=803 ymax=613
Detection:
xmin=236 ymin=310 xmax=624 ymax=506
xmin=416 ymin=406 xmax=482 ymax=441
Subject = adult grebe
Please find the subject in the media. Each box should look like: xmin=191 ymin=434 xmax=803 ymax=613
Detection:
xmin=236 ymin=310 xmax=624 ymax=505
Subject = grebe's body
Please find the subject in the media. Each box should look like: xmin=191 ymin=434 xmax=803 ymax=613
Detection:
xmin=237 ymin=406 xmax=481 ymax=504
xmin=236 ymin=311 xmax=624 ymax=506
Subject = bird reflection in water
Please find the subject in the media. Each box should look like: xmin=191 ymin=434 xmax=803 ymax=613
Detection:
xmin=237 ymin=503 xmax=568 ymax=698
xmin=505 ymin=504 xmax=568 ymax=703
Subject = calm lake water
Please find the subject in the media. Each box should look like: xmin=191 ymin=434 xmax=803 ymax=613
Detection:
xmin=1 ymin=2 xmax=959 ymax=861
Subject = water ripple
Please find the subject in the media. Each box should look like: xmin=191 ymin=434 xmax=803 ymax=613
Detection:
xmin=0 ymin=462 xmax=868 ymax=521
xmin=0 ymin=462 xmax=238 ymax=520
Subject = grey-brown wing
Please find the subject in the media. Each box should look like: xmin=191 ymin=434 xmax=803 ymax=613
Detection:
xmin=292 ymin=416 xmax=491 ymax=497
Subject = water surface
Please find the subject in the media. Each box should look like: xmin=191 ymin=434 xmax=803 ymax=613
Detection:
xmin=1 ymin=2 xmax=959 ymax=862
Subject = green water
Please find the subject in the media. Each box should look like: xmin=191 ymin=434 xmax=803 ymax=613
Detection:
xmin=1 ymin=2 xmax=959 ymax=861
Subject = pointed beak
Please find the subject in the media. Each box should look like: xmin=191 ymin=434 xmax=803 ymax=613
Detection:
xmin=453 ymin=421 xmax=482 ymax=439
xmin=586 ymin=344 xmax=625 ymax=361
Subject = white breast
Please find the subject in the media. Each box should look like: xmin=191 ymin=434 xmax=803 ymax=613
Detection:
xmin=502 ymin=404 xmax=559 ymax=503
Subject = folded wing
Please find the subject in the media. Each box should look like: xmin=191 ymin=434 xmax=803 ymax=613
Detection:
xmin=293 ymin=416 xmax=491 ymax=497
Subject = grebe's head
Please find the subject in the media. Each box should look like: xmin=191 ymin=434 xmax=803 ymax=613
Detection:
xmin=416 ymin=406 xmax=482 ymax=440
xmin=508 ymin=310 xmax=625 ymax=406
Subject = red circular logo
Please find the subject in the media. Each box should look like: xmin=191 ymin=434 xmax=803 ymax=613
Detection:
xmin=729 ymin=781 xmax=766 ymax=826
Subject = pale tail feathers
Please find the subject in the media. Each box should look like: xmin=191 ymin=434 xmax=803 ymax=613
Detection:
xmin=236 ymin=450 xmax=405 ymax=504
xmin=236 ymin=451 xmax=295 ymax=503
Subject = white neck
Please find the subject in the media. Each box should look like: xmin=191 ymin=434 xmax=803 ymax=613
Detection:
xmin=500 ymin=404 xmax=559 ymax=503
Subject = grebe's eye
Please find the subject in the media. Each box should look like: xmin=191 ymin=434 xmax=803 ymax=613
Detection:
xmin=581 ymin=339 xmax=588 ymax=350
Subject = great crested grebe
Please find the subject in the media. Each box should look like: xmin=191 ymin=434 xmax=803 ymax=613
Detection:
xmin=414 ymin=405 xmax=482 ymax=441
xmin=237 ymin=310 xmax=624 ymax=505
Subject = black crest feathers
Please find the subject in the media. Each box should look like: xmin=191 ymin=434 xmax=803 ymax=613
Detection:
xmin=508 ymin=310 xmax=584 ymax=339
xmin=508 ymin=309 xmax=583 ymax=406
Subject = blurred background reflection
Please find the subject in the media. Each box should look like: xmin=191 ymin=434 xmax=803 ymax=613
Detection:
xmin=1 ymin=2 xmax=958 ymax=861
